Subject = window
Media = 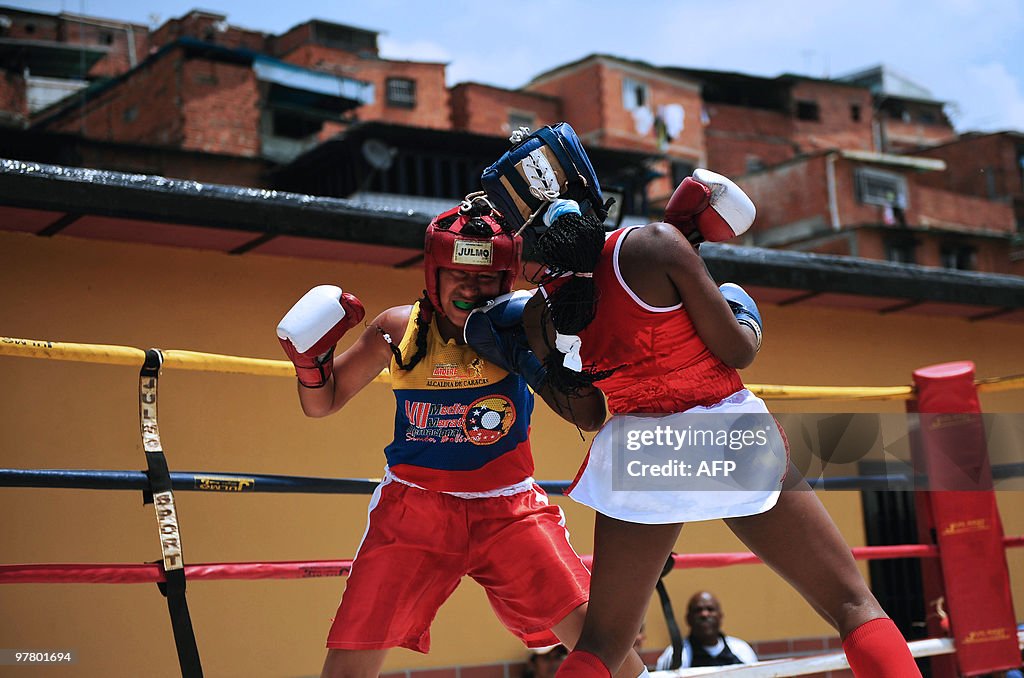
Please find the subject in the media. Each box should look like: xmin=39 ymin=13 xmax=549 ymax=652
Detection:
xmin=850 ymin=104 xmax=861 ymax=122
xmin=885 ymin=238 xmax=917 ymax=264
xmin=855 ymin=167 xmax=908 ymax=209
xmin=622 ymin=78 xmax=648 ymax=111
xmin=508 ymin=112 xmax=534 ymax=133
xmin=796 ymin=100 xmax=820 ymax=121
xmin=386 ymin=78 xmax=416 ymax=108
xmin=940 ymin=244 xmax=976 ymax=271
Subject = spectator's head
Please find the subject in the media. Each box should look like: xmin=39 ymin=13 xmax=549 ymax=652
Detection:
xmin=523 ymin=644 xmax=568 ymax=678
xmin=686 ymin=591 xmax=725 ymax=646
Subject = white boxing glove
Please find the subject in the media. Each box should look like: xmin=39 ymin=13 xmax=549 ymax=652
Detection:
xmin=664 ymin=169 xmax=756 ymax=246
xmin=277 ymin=285 xmax=365 ymax=388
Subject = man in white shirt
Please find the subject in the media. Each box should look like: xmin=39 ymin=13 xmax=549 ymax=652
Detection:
xmin=655 ymin=591 xmax=757 ymax=670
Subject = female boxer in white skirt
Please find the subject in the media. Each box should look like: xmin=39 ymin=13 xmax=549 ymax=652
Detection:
xmin=501 ymin=172 xmax=922 ymax=678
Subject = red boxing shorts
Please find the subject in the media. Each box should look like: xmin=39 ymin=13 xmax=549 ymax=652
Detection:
xmin=326 ymin=478 xmax=590 ymax=653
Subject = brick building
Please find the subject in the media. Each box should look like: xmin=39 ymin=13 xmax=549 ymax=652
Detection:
xmin=912 ymin=131 xmax=1024 ymax=237
xmin=738 ymin=150 xmax=1022 ymax=275
xmin=0 ymin=5 xmax=148 ymax=126
xmin=450 ymin=82 xmax=561 ymax=138
xmin=661 ymin=68 xmax=877 ymax=178
xmin=525 ymin=54 xmax=705 ymax=200
xmin=837 ymin=64 xmax=957 ymax=152
xmin=0 ymin=6 xmax=1020 ymax=276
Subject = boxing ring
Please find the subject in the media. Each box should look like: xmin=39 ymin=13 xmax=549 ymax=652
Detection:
xmin=1 ymin=336 xmax=1022 ymax=677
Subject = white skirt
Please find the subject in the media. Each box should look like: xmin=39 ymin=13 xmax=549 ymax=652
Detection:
xmin=567 ymin=389 xmax=788 ymax=524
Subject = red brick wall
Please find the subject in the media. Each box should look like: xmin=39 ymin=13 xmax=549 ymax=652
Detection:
xmin=1 ymin=9 xmax=149 ymax=80
xmin=41 ymin=49 xmax=185 ymax=147
xmin=450 ymin=83 xmax=561 ymax=136
xmin=912 ymin=184 xmax=1016 ymax=232
xmin=150 ymin=13 xmax=268 ymax=52
xmin=272 ymin=21 xmax=379 ymax=60
xmin=38 ymin=49 xmax=262 ymax=156
xmin=57 ymin=18 xmax=150 ymax=79
xmin=831 ymin=159 xmax=1015 ymax=235
xmin=704 ymin=104 xmax=797 ymax=176
xmin=883 ymin=120 xmax=957 ymax=152
xmin=880 ymin=100 xmax=957 ymax=152
xmin=180 ymin=58 xmax=261 ymax=156
xmin=283 ymin=45 xmax=450 ymax=129
xmin=789 ymin=80 xmax=874 ymax=153
xmin=530 ymin=59 xmax=704 ymax=199
xmin=3 ymin=10 xmax=60 ymax=41
xmin=914 ymin=134 xmax=1023 ymax=200
xmin=527 ymin=62 xmax=605 ymax=141
xmin=0 ymin=70 xmax=27 ymax=126
xmin=269 ymin=23 xmax=315 ymax=60
xmin=596 ymin=65 xmax=703 ymax=157
xmin=86 ymin=26 xmax=150 ymax=79
xmin=739 ymin=155 xmax=831 ymax=235
xmin=741 ymin=155 xmax=1019 ymax=273
xmin=857 ymin=228 xmax=1020 ymax=273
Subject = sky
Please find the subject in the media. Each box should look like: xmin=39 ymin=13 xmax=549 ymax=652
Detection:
xmin=15 ymin=0 xmax=1024 ymax=133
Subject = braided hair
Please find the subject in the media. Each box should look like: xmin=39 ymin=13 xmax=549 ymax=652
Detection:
xmin=387 ymin=294 xmax=433 ymax=371
xmin=530 ymin=210 xmax=617 ymax=395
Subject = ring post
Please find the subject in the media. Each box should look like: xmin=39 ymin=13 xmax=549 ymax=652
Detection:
xmin=911 ymin=361 xmax=1019 ymax=676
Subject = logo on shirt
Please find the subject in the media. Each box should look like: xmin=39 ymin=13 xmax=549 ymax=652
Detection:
xmin=402 ymin=395 xmax=517 ymax=446
xmin=428 ymin=361 xmax=489 ymax=388
xmin=464 ymin=394 xmax=516 ymax=445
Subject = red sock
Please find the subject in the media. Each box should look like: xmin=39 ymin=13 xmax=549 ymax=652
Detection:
xmin=555 ymin=650 xmax=611 ymax=678
xmin=842 ymin=617 xmax=922 ymax=677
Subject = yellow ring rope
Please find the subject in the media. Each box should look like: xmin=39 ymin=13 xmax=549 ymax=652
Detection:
xmin=2 ymin=336 xmax=1021 ymax=400
xmin=0 ymin=337 xmax=387 ymax=383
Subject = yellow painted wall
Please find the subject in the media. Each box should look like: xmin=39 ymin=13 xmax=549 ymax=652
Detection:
xmin=1 ymin=230 xmax=1022 ymax=677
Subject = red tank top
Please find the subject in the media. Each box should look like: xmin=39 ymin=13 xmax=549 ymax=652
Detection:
xmin=544 ymin=225 xmax=743 ymax=414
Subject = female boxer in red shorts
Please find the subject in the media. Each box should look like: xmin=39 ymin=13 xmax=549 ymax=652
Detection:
xmin=468 ymin=169 xmax=922 ymax=678
xmin=276 ymin=198 xmax=645 ymax=678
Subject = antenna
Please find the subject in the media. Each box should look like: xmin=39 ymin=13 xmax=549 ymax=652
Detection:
xmin=361 ymin=139 xmax=397 ymax=171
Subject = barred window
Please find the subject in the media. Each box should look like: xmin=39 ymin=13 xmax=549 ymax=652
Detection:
xmin=855 ymin=167 xmax=908 ymax=208
xmin=386 ymin=78 xmax=416 ymax=108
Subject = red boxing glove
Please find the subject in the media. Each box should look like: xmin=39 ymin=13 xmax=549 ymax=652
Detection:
xmin=664 ymin=168 xmax=756 ymax=246
xmin=276 ymin=285 xmax=365 ymax=388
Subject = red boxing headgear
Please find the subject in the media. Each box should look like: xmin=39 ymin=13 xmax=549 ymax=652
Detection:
xmin=424 ymin=200 xmax=522 ymax=317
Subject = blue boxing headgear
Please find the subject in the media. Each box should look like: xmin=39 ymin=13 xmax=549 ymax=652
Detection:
xmin=481 ymin=122 xmax=606 ymax=233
